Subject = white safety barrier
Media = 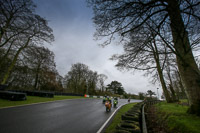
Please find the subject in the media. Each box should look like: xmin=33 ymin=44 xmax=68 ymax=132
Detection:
xmin=85 ymin=95 xmax=104 ymax=98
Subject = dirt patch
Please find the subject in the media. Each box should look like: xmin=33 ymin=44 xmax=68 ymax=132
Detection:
xmin=146 ymin=105 xmax=169 ymax=133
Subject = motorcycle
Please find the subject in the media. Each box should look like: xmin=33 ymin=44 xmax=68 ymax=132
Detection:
xmin=105 ymin=101 xmax=111 ymax=112
xmin=113 ymin=100 xmax=118 ymax=108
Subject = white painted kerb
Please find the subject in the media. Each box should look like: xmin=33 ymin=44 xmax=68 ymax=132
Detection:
xmin=96 ymin=103 xmax=127 ymax=133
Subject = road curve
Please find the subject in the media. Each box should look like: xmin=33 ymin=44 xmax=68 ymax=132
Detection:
xmin=0 ymin=98 xmax=141 ymax=133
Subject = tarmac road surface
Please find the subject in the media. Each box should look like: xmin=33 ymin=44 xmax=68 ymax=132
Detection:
xmin=0 ymin=98 xmax=141 ymax=133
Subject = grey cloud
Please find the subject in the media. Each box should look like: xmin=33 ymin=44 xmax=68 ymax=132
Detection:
xmin=35 ymin=0 xmax=160 ymax=94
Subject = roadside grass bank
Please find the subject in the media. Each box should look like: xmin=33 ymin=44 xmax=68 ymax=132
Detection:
xmin=0 ymin=95 xmax=85 ymax=108
xmin=155 ymin=101 xmax=200 ymax=133
xmin=104 ymin=102 xmax=137 ymax=133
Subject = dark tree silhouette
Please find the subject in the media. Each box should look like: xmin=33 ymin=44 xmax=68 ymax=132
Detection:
xmin=88 ymin=0 xmax=200 ymax=115
xmin=0 ymin=0 xmax=54 ymax=84
xmin=107 ymin=80 xmax=125 ymax=95
xmin=146 ymin=90 xmax=156 ymax=98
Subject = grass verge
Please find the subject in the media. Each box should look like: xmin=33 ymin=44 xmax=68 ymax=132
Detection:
xmin=104 ymin=102 xmax=137 ymax=133
xmin=0 ymin=95 xmax=85 ymax=108
xmin=155 ymin=102 xmax=200 ymax=133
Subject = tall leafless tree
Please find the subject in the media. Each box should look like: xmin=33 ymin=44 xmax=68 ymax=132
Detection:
xmin=98 ymin=74 xmax=108 ymax=92
xmin=88 ymin=0 xmax=200 ymax=115
xmin=111 ymin=28 xmax=174 ymax=102
xmin=0 ymin=0 xmax=54 ymax=84
xmin=24 ymin=45 xmax=56 ymax=90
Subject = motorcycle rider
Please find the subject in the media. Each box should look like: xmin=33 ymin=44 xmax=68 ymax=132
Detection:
xmin=106 ymin=96 xmax=112 ymax=105
xmin=128 ymin=97 xmax=130 ymax=103
xmin=105 ymin=96 xmax=112 ymax=111
xmin=113 ymin=97 xmax=118 ymax=107
xmin=107 ymin=96 xmax=112 ymax=104
xmin=102 ymin=95 xmax=107 ymax=103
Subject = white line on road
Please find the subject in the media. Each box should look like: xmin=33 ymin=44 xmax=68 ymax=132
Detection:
xmin=96 ymin=103 xmax=127 ymax=133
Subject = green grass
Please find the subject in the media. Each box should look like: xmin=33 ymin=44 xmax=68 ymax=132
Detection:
xmin=0 ymin=95 xmax=85 ymax=108
xmin=180 ymin=99 xmax=188 ymax=102
xmin=155 ymin=102 xmax=200 ymax=133
xmin=105 ymin=102 xmax=137 ymax=133
xmin=156 ymin=102 xmax=188 ymax=115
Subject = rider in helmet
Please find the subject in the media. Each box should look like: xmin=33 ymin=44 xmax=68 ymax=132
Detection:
xmin=106 ymin=96 xmax=112 ymax=106
xmin=114 ymin=97 xmax=118 ymax=103
xmin=113 ymin=97 xmax=118 ymax=107
xmin=103 ymin=95 xmax=107 ymax=103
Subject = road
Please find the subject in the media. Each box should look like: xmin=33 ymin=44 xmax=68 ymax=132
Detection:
xmin=0 ymin=98 xmax=141 ymax=133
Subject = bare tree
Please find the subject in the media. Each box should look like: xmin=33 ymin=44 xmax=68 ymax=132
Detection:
xmin=0 ymin=0 xmax=36 ymax=45
xmin=24 ymin=45 xmax=56 ymax=90
xmin=0 ymin=0 xmax=54 ymax=84
xmin=98 ymin=74 xmax=108 ymax=92
xmin=164 ymin=54 xmax=179 ymax=102
xmin=64 ymin=63 xmax=108 ymax=95
xmin=7 ymin=45 xmax=60 ymax=91
xmin=111 ymin=29 xmax=173 ymax=102
xmin=64 ymin=63 xmax=91 ymax=94
xmin=88 ymin=0 xmax=200 ymax=115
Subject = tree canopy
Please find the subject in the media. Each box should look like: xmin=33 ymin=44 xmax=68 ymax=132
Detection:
xmin=107 ymin=80 xmax=125 ymax=95
xmin=88 ymin=0 xmax=200 ymax=115
xmin=63 ymin=63 xmax=108 ymax=95
xmin=0 ymin=0 xmax=54 ymax=84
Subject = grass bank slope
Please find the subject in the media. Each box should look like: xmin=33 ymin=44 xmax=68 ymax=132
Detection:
xmin=155 ymin=102 xmax=200 ymax=133
xmin=105 ymin=102 xmax=137 ymax=133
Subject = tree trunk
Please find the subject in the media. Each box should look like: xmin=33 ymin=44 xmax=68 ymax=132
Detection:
xmin=34 ymin=64 xmax=41 ymax=90
xmin=151 ymin=42 xmax=172 ymax=103
xmin=173 ymin=81 xmax=180 ymax=100
xmin=167 ymin=0 xmax=200 ymax=115
xmin=176 ymin=70 xmax=187 ymax=99
xmin=169 ymin=84 xmax=178 ymax=102
xmin=166 ymin=60 xmax=178 ymax=102
xmin=155 ymin=57 xmax=172 ymax=102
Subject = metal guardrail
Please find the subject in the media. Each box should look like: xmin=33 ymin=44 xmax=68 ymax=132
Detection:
xmin=142 ymin=103 xmax=148 ymax=133
xmin=142 ymin=100 xmax=160 ymax=133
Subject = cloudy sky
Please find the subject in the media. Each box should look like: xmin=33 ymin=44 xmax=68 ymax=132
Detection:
xmin=34 ymin=0 xmax=161 ymax=95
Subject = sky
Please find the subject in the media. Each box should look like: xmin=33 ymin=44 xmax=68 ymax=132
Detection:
xmin=34 ymin=0 xmax=161 ymax=96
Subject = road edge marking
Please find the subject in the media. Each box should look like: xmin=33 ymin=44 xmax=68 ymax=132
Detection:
xmin=96 ymin=103 xmax=127 ymax=133
xmin=0 ymin=98 xmax=90 ymax=110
